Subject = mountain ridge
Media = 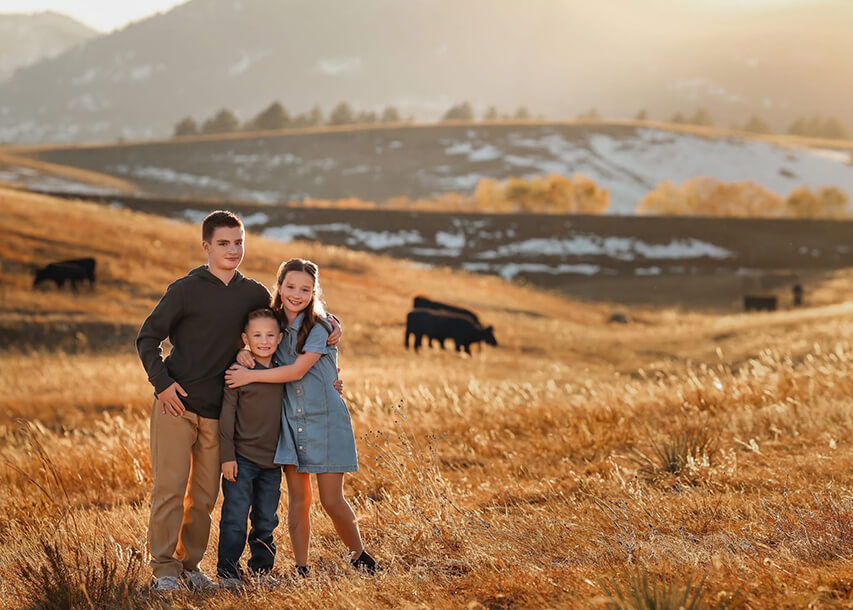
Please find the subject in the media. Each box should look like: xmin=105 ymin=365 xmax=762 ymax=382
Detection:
xmin=1 ymin=0 xmax=851 ymax=144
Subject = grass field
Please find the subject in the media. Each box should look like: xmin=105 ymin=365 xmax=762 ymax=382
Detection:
xmin=1 ymin=186 xmax=852 ymax=608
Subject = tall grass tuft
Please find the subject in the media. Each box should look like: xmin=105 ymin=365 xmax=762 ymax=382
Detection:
xmin=600 ymin=568 xmax=710 ymax=610
xmin=14 ymin=539 xmax=147 ymax=609
xmin=631 ymin=429 xmax=716 ymax=480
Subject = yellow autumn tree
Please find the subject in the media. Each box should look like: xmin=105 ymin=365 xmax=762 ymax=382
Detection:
xmin=785 ymin=186 xmax=850 ymax=219
xmin=639 ymin=178 xmax=785 ymax=217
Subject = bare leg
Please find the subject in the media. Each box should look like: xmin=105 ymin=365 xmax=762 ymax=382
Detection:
xmin=316 ymin=473 xmax=363 ymax=556
xmin=283 ymin=466 xmax=312 ymax=566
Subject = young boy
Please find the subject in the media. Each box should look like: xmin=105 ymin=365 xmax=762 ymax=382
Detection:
xmin=137 ymin=211 xmax=340 ymax=592
xmin=217 ymin=308 xmax=285 ymax=589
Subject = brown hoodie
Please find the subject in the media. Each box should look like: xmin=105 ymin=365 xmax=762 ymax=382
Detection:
xmin=136 ymin=265 xmax=271 ymax=419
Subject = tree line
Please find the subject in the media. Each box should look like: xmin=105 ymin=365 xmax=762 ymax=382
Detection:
xmin=174 ymin=102 xmax=405 ymax=136
xmin=632 ymin=107 xmax=849 ymax=140
xmin=175 ymin=101 xmax=850 ymax=141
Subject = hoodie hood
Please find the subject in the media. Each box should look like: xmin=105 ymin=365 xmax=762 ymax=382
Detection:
xmin=189 ymin=265 xmax=245 ymax=286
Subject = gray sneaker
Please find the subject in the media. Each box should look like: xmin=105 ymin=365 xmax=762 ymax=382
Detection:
xmin=152 ymin=575 xmax=183 ymax=593
xmin=253 ymin=573 xmax=280 ymax=588
xmin=218 ymin=577 xmax=245 ymax=591
xmin=181 ymin=569 xmax=218 ymax=591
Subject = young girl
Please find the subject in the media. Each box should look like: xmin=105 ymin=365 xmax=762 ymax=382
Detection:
xmin=225 ymin=258 xmax=378 ymax=576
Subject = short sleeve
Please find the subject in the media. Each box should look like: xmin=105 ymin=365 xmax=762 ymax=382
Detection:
xmin=302 ymin=321 xmax=330 ymax=355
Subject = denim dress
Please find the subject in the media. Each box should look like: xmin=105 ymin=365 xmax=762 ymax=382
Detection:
xmin=273 ymin=312 xmax=358 ymax=473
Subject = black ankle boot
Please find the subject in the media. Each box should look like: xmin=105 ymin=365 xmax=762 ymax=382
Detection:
xmin=350 ymin=550 xmax=379 ymax=574
xmin=296 ymin=565 xmax=310 ymax=578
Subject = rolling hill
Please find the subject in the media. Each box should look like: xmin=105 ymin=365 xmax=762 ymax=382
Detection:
xmin=17 ymin=122 xmax=853 ymax=214
xmin=1 ymin=186 xmax=852 ymax=607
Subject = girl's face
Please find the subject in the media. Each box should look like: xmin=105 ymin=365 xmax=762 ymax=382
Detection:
xmin=279 ymin=270 xmax=315 ymax=316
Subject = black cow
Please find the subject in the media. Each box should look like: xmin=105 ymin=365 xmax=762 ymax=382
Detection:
xmin=792 ymin=284 xmax=804 ymax=307
xmin=405 ymin=309 xmax=497 ymax=355
xmin=412 ymin=296 xmax=481 ymax=325
xmin=744 ymin=295 xmax=777 ymax=312
xmin=33 ymin=257 xmax=96 ymax=291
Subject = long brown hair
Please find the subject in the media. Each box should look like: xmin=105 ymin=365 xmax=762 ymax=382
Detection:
xmin=271 ymin=258 xmax=330 ymax=353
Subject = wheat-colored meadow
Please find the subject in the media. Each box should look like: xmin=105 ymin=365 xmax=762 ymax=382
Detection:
xmin=0 ymin=187 xmax=851 ymax=608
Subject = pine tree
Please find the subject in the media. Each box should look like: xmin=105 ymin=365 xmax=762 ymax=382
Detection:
xmin=328 ymin=102 xmax=355 ymax=125
xmin=173 ymin=116 xmax=198 ymax=137
xmin=308 ymin=105 xmax=324 ymax=126
xmin=381 ymin=106 xmax=401 ymax=122
xmin=514 ymin=106 xmax=530 ymax=120
xmin=202 ymin=109 xmax=239 ymax=134
xmin=787 ymin=116 xmax=806 ymax=136
xmin=690 ymin=107 xmax=713 ymax=126
xmin=483 ymin=106 xmax=499 ymax=121
xmin=743 ymin=115 xmax=772 ymax=134
xmin=821 ymin=116 xmax=848 ymax=140
xmin=356 ymin=110 xmax=377 ymax=124
xmin=635 ymin=109 xmax=648 ymax=121
xmin=442 ymin=101 xmax=474 ymax=121
xmin=249 ymin=102 xmax=290 ymax=131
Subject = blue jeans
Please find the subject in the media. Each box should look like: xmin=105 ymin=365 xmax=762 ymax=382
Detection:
xmin=217 ymin=455 xmax=282 ymax=579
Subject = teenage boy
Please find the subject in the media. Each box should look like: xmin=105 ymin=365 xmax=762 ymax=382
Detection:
xmin=137 ymin=211 xmax=340 ymax=592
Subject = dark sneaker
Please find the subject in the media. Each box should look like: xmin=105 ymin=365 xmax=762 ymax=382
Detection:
xmin=350 ymin=550 xmax=380 ymax=574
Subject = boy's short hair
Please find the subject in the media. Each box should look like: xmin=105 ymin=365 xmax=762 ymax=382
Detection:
xmin=244 ymin=307 xmax=280 ymax=331
xmin=202 ymin=210 xmax=243 ymax=243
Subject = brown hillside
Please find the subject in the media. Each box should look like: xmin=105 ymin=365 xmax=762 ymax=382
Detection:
xmin=0 ymin=187 xmax=851 ymax=607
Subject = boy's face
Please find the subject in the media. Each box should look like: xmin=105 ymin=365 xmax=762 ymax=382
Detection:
xmin=241 ymin=317 xmax=282 ymax=360
xmin=203 ymin=226 xmax=244 ymax=272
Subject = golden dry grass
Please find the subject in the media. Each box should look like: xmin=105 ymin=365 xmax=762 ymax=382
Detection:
xmin=0 ymin=151 xmax=137 ymax=193
xmin=1 ymin=187 xmax=852 ymax=608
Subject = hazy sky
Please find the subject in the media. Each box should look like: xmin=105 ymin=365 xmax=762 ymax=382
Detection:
xmin=0 ymin=0 xmax=188 ymax=32
xmin=0 ymin=0 xmax=831 ymax=32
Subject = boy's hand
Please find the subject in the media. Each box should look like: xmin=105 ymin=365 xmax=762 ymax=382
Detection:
xmin=236 ymin=348 xmax=256 ymax=368
xmin=222 ymin=461 xmax=238 ymax=482
xmin=327 ymin=316 xmax=342 ymax=346
xmin=225 ymin=364 xmax=252 ymax=389
xmin=157 ymin=382 xmax=187 ymax=417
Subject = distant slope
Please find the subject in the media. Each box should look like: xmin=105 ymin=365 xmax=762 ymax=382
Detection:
xmin=23 ymin=122 xmax=853 ymax=214
xmin=1 ymin=0 xmax=852 ymax=143
xmin=0 ymin=11 xmax=97 ymax=83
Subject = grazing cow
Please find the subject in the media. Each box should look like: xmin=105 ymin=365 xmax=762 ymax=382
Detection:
xmin=792 ymin=284 xmax=804 ymax=307
xmin=405 ymin=309 xmax=497 ymax=355
xmin=33 ymin=257 xmax=96 ymax=291
xmin=412 ymin=296 xmax=481 ymax=325
xmin=743 ymin=295 xmax=777 ymax=312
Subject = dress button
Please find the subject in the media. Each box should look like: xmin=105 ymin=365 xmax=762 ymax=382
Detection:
xmin=296 ymin=389 xmax=302 ymax=394
xmin=297 ymin=408 xmax=302 ymax=413
xmin=298 ymin=427 xmax=303 ymax=432
xmin=298 ymin=446 xmax=303 ymax=450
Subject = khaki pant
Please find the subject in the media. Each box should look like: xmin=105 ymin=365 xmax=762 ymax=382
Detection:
xmin=148 ymin=399 xmax=221 ymax=579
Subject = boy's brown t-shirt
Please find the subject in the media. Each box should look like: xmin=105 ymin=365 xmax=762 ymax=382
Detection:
xmin=219 ymin=362 xmax=284 ymax=469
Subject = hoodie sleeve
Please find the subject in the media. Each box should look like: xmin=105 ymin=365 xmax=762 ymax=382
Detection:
xmin=136 ymin=280 xmax=183 ymax=394
xmin=219 ymin=384 xmax=238 ymax=464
